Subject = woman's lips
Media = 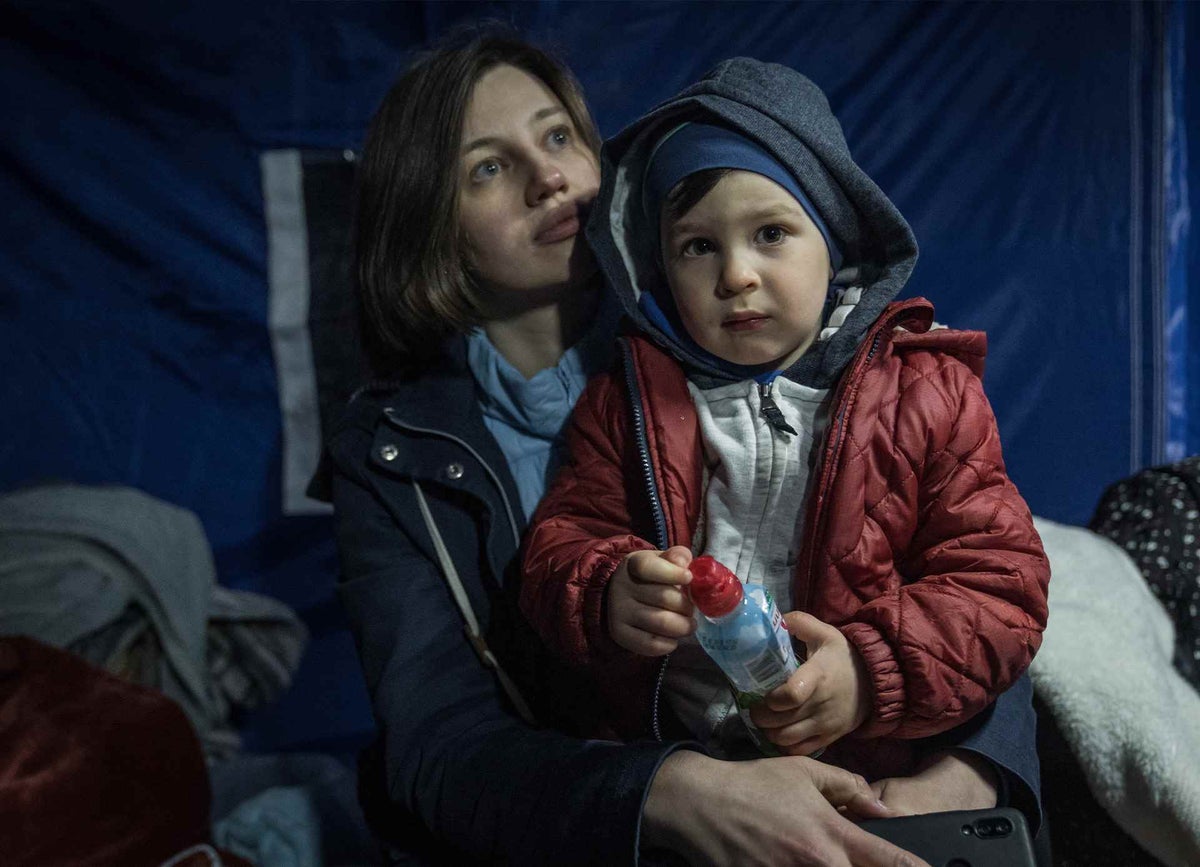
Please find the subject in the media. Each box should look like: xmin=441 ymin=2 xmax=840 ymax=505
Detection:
xmin=534 ymin=203 xmax=582 ymax=244
xmin=722 ymin=313 xmax=770 ymax=332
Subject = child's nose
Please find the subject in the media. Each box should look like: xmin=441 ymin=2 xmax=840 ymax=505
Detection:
xmin=717 ymin=253 xmax=760 ymax=298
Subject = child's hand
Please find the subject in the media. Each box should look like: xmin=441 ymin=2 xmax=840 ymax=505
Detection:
xmin=606 ymin=546 xmax=695 ymax=656
xmin=749 ymin=611 xmax=872 ymax=755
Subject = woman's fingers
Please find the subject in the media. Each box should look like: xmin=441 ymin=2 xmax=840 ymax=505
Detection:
xmin=845 ymin=824 xmax=931 ymax=867
xmin=802 ymin=760 xmax=882 ymax=814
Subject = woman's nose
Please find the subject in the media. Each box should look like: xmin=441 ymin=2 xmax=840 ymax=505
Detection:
xmin=526 ymin=158 xmax=567 ymax=205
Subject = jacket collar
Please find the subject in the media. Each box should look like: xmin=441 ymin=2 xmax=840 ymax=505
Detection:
xmin=379 ymin=338 xmax=481 ymax=432
xmin=376 ymin=338 xmax=526 ymax=532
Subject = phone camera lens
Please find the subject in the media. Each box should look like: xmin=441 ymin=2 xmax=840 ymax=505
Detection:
xmin=973 ymin=816 xmax=1013 ymax=839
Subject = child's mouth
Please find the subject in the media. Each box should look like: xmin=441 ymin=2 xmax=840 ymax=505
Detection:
xmin=722 ymin=314 xmax=770 ymax=332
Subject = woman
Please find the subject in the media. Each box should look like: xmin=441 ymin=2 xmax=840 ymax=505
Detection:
xmin=323 ymin=26 xmax=1040 ymax=866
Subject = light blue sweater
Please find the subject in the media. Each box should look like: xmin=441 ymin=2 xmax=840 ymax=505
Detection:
xmin=467 ymin=296 xmax=620 ymax=521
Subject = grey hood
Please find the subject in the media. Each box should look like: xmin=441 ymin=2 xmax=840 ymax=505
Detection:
xmin=586 ymin=57 xmax=919 ymax=388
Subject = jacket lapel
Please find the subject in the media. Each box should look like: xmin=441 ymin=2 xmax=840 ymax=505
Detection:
xmin=377 ymin=338 xmax=525 ymax=536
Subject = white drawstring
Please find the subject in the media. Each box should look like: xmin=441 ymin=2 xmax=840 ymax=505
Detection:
xmin=412 ymin=481 xmax=536 ymax=726
xmin=819 ymin=285 xmax=864 ymax=342
xmin=159 ymin=844 xmax=220 ymax=867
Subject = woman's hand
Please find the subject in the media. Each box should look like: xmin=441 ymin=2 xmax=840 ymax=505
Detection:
xmin=749 ymin=611 xmax=873 ymax=756
xmin=871 ymin=749 xmax=1000 ymax=816
xmin=606 ymin=546 xmax=695 ymax=656
xmin=642 ymin=751 xmax=931 ymax=867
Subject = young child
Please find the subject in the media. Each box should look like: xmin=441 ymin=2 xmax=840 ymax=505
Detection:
xmin=520 ymin=58 xmax=1050 ymax=776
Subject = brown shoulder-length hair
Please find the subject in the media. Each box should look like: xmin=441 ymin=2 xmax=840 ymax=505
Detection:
xmin=355 ymin=26 xmax=601 ymax=366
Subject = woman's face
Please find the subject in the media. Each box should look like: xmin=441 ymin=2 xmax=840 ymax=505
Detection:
xmin=457 ymin=64 xmax=600 ymax=311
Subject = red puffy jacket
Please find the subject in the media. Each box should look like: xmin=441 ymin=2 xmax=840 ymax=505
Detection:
xmin=521 ymin=299 xmax=1050 ymax=773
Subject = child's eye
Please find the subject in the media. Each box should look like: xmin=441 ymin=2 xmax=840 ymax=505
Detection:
xmin=469 ymin=158 xmax=503 ymax=183
xmin=546 ymin=126 xmax=573 ymax=149
xmin=756 ymin=225 xmax=788 ymax=245
xmin=681 ymin=238 xmax=716 ymax=257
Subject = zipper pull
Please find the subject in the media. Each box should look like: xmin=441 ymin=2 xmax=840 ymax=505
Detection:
xmin=758 ymin=381 xmax=798 ymax=436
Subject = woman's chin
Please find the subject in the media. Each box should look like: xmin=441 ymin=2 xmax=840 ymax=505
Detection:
xmin=479 ymin=274 xmax=595 ymax=319
xmin=567 ymin=238 xmax=599 ymax=282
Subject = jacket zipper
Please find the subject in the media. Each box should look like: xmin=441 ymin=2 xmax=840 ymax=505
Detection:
xmin=758 ymin=380 xmax=799 ymax=436
xmin=801 ymin=330 xmax=884 ymax=613
xmin=619 ymin=339 xmax=672 ymax=741
xmin=381 ymin=408 xmax=522 ymax=549
xmin=620 ymin=341 xmax=670 ymax=548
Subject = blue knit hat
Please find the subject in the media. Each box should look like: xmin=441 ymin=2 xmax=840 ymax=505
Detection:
xmin=642 ymin=121 xmax=843 ymax=273
xmin=637 ymin=121 xmax=844 ymax=383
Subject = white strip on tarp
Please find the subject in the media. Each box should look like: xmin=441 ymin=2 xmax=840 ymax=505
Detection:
xmin=261 ymin=149 xmax=332 ymax=516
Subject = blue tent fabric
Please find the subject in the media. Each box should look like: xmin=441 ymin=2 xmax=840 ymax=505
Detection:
xmin=1182 ymin=1 xmax=1200 ymax=459
xmin=1 ymin=0 xmax=1196 ymax=754
xmin=1165 ymin=0 xmax=1189 ymax=465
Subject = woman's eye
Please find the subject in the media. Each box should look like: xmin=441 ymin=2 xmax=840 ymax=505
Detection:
xmin=469 ymin=159 xmax=503 ymax=183
xmin=682 ymin=238 xmax=715 ymax=257
xmin=546 ymin=126 xmax=572 ymax=149
xmin=757 ymin=225 xmax=787 ymax=245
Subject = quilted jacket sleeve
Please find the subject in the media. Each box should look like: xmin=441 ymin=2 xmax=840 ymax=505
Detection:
xmin=520 ymin=370 xmax=659 ymax=668
xmin=841 ymin=355 xmax=1050 ymax=740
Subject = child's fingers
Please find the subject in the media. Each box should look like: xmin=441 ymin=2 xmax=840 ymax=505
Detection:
xmin=761 ymin=662 xmax=820 ymax=712
xmin=611 ymin=622 xmax=679 ymax=656
xmin=660 ymin=545 xmax=693 ymax=569
xmin=629 ymin=581 xmax=694 ymax=614
xmin=779 ymin=733 xmax=834 ymax=758
xmin=782 ymin=610 xmax=841 ymax=649
xmin=757 ymin=714 xmax=824 ymax=748
xmin=626 ymin=605 xmax=694 ymax=639
xmin=750 ymin=695 xmax=814 ymax=729
xmin=627 ymin=550 xmax=692 ymax=586
xmin=747 ymin=701 xmax=794 ymax=731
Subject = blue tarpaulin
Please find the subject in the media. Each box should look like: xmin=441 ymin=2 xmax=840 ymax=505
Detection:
xmin=2 ymin=0 xmax=1196 ymax=753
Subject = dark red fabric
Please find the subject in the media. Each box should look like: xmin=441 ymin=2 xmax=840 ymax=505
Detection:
xmin=521 ymin=299 xmax=1050 ymax=773
xmin=0 ymin=636 xmax=212 ymax=867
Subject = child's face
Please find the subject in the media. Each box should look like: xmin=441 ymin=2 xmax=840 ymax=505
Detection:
xmin=661 ymin=170 xmax=831 ymax=370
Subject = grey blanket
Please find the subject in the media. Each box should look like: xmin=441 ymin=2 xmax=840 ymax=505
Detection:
xmin=0 ymin=484 xmax=307 ymax=757
xmin=1030 ymin=517 xmax=1200 ymax=867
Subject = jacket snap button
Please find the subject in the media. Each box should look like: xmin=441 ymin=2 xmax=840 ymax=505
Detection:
xmin=379 ymin=444 xmax=399 ymax=461
xmin=445 ymin=462 xmax=465 ymax=481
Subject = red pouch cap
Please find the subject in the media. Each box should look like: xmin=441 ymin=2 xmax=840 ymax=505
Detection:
xmin=688 ymin=555 xmax=743 ymax=617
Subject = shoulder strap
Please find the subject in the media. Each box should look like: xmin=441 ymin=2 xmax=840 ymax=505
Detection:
xmin=411 ymin=481 xmax=536 ymax=726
